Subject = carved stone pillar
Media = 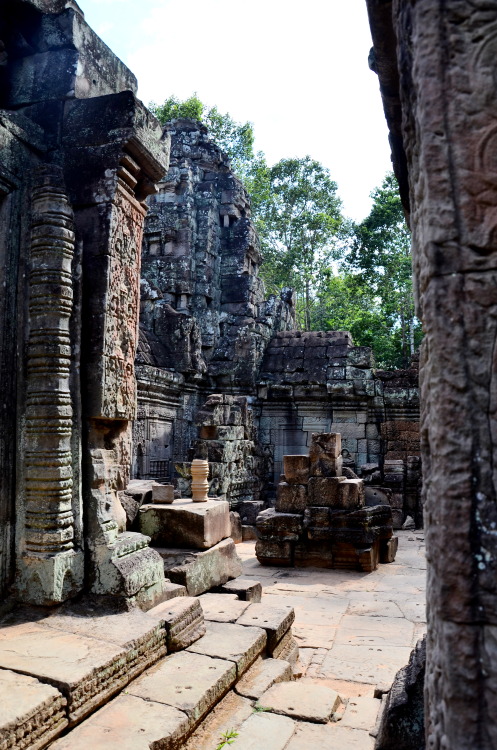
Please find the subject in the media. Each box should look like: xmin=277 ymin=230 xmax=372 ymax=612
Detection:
xmin=16 ymin=165 xmax=84 ymax=604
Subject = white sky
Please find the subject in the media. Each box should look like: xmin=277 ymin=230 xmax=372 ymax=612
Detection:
xmin=78 ymin=0 xmax=392 ymax=222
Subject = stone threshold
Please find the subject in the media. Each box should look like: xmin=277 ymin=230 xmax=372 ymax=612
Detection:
xmin=0 ymin=587 xmax=298 ymax=750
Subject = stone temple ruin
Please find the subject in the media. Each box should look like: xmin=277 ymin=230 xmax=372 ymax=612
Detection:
xmin=4 ymin=0 xmax=497 ymax=746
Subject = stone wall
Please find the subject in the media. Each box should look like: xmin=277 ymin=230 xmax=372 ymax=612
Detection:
xmin=0 ymin=0 xmax=169 ymax=607
xmin=366 ymin=0 xmax=497 ymax=745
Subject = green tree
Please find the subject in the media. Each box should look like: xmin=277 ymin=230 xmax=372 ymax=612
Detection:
xmin=346 ymin=173 xmax=421 ymax=367
xmin=255 ymin=156 xmax=344 ymax=330
xmin=149 ymin=94 xmax=257 ymax=183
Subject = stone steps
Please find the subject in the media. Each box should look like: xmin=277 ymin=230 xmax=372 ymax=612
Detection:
xmin=0 ymin=589 xmax=296 ymax=750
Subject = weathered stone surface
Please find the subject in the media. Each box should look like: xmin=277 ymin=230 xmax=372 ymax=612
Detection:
xmin=230 ymin=511 xmax=243 ymax=543
xmin=256 ymin=508 xmax=303 ymax=541
xmin=152 ymin=483 xmax=175 ymax=503
xmin=128 ymin=650 xmax=236 ymax=727
xmin=158 ymin=538 xmax=242 ymax=596
xmin=235 ymin=657 xmax=292 ymax=700
xmin=255 ymin=540 xmax=293 ymax=566
xmin=308 ymin=476 xmax=346 ymax=507
xmin=283 ymin=455 xmax=310 ymax=484
xmin=139 ymin=498 xmax=230 ymax=549
xmin=275 ymin=483 xmax=308 ymax=513
xmin=0 ymin=668 xmax=67 ymax=750
xmin=0 ymin=621 xmax=129 ymax=724
xmin=218 ymin=578 xmax=262 ymax=602
xmin=50 ymin=694 xmax=189 ymax=750
xmin=199 ymin=593 xmax=251 ymax=623
xmin=236 ymin=602 xmax=295 ymax=651
xmin=285 ymin=723 xmax=375 ymax=750
xmin=231 ymin=712 xmax=296 ymax=750
xmin=258 ymin=681 xmax=341 ymax=723
xmin=187 ymin=621 xmax=267 ymax=676
xmin=309 ymin=432 xmax=342 ymax=477
xmin=182 ymin=692 xmax=253 ymax=750
xmin=340 ymin=695 xmax=381 ymax=731
xmin=375 ymin=636 xmax=425 ymax=750
xmin=147 ymin=596 xmax=205 ymax=652
xmin=380 ymin=536 xmax=398 ymax=564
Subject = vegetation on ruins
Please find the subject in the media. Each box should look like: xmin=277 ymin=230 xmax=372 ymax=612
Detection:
xmin=150 ymin=95 xmax=420 ymax=368
xmin=215 ymin=728 xmax=239 ymax=748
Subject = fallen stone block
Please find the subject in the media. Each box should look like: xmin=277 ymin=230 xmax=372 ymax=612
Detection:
xmin=275 ymin=483 xmax=308 ymax=513
xmin=217 ymin=578 xmax=262 ymax=602
xmin=242 ymin=525 xmax=257 ymax=541
xmin=308 ymin=476 xmax=345 ymax=506
xmin=147 ymin=596 xmax=205 ymax=651
xmin=158 ymin=538 xmax=243 ymax=596
xmin=380 ymin=536 xmax=399 ymax=563
xmin=199 ymin=593 xmax=251 ymax=623
xmin=128 ymin=650 xmax=236 ymax=728
xmin=235 ymin=657 xmax=292 ymax=700
xmin=0 ymin=668 xmax=68 ymax=750
xmin=283 ymin=455 xmax=309 ymax=484
xmin=163 ymin=581 xmax=188 ymax=599
xmin=257 ymin=681 xmax=341 ymax=723
xmin=236 ymin=603 xmax=295 ymax=651
xmin=49 ymin=694 xmax=189 ymax=750
xmin=230 ymin=511 xmax=243 ymax=543
xmin=152 ymin=483 xmax=175 ymax=503
xmin=255 ymin=539 xmax=293 ymax=566
xmin=139 ymin=498 xmax=231 ymax=550
xmin=256 ymin=508 xmax=303 ymax=541
xmin=187 ymin=621 xmax=267 ymax=677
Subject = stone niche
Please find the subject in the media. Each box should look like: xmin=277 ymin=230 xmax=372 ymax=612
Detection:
xmin=0 ymin=0 xmax=170 ymax=607
xmin=132 ymin=118 xmax=422 ymax=532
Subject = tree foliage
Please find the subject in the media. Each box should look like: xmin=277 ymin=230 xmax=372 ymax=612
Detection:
xmin=149 ymin=94 xmax=256 ymax=181
xmin=254 ymin=157 xmax=345 ymax=330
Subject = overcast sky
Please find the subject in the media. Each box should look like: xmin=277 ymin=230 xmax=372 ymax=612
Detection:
xmin=78 ymin=0 xmax=392 ymax=222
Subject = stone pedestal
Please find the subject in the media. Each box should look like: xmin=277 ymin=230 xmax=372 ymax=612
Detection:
xmin=191 ymin=459 xmax=209 ymax=502
xmin=139 ymin=499 xmax=230 ymax=550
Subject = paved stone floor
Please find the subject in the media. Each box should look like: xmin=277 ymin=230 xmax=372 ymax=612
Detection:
xmin=194 ymin=530 xmax=426 ymax=749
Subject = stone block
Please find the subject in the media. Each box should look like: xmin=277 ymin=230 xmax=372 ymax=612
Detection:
xmin=304 ymin=506 xmax=330 ymax=527
xmin=218 ymin=578 xmax=262 ymax=602
xmin=230 ymin=511 xmax=243 ymax=543
xmin=337 ymin=478 xmax=365 ymax=509
xmin=152 ymin=483 xmax=175 ymax=503
xmin=128 ymin=650 xmax=236 ymax=727
xmin=283 ymin=455 xmax=309 ymax=484
xmin=147 ymin=596 xmax=205 ymax=651
xmin=275 ymin=482 xmax=308 ymax=513
xmin=235 ymin=658 xmax=292 ymax=700
xmin=233 ymin=712 xmax=296 ymax=750
xmin=256 ymin=508 xmax=303 ymax=541
xmin=49 ymin=694 xmax=189 ymax=750
xmin=199 ymin=593 xmax=251 ymax=623
xmin=139 ymin=498 xmax=230 ymax=550
xmin=294 ymin=540 xmax=333 ymax=568
xmin=239 ymin=500 xmax=265 ymax=525
xmin=242 ymin=525 xmax=257 ymax=541
xmin=312 ymin=432 xmax=342 ymax=456
xmin=255 ymin=540 xmax=293 ymax=566
xmin=365 ymin=487 xmax=392 ymax=507
xmin=257 ymin=681 xmax=341 ymax=723
xmin=187 ymin=621 xmax=267 ymax=677
xmin=237 ymin=603 xmax=295 ymax=651
xmin=309 ymin=433 xmax=342 ymax=476
xmin=270 ymin=631 xmax=300 ymax=665
xmin=308 ymin=476 xmax=345 ymax=506
xmin=0 ymin=621 xmax=131 ymax=725
xmin=0 ymin=668 xmax=68 ymax=750
xmin=158 ymin=538 xmax=243 ymax=596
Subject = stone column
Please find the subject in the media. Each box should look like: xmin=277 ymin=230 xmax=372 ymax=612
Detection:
xmin=366 ymin=1 xmax=497 ymax=746
xmin=16 ymin=165 xmax=84 ymax=604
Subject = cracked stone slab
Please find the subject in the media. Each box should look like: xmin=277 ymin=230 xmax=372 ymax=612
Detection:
xmin=199 ymin=593 xmax=251 ymax=622
xmin=319 ymin=644 xmax=413 ymax=684
xmin=50 ymin=694 xmax=189 ymax=750
xmin=187 ymin=621 xmax=267 ymax=676
xmin=236 ymin=603 xmax=295 ymax=650
xmin=147 ymin=596 xmax=205 ymax=651
xmin=257 ymin=681 xmax=341 ymax=723
xmin=0 ymin=668 xmax=67 ymax=750
xmin=235 ymin=657 xmax=292 ymax=700
xmin=232 ymin=711 xmax=296 ymax=750
xmin=285 ymin=723 xmax=375 ymax=749
xmin=0 ymin=621 xmax=131 ymax=725
xmin=128 ymin=650 xmax=236 ymax=727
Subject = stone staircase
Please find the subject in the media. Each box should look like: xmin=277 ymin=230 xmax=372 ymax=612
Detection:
xmin=0 ymin=587 xmax=298 ymax=749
